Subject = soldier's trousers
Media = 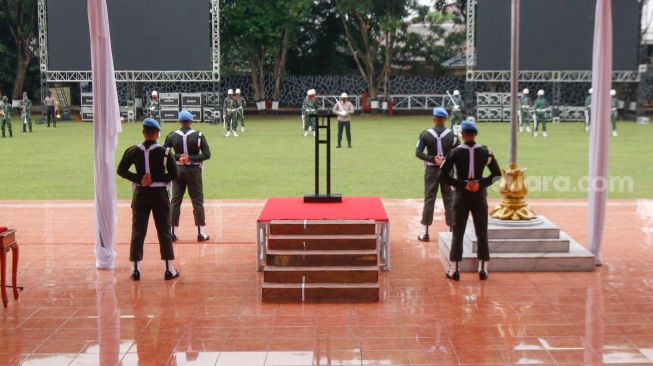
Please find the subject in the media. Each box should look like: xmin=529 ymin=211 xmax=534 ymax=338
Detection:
xmin=46 ymin=106 xmax=56 ymax=127
xmin=519 ymin=110 xmax=530 ymax=127
xmin=304 ymin=116 xmax=316 ymax=131
xmin=611 ymin=112 xmax=617 ymax=131
xmin=450 ymin=190 xmax=490 ymax=262
xmin=1 ymin=120 xmax=12 ymax=137
xmin=421 ymin=166 xmax=454 ymax=227
xmin=130 ymin=187 xmax=175 ymax=262
xmin=533 ymin=113 xmax=547 ymax=132
xmin=225 ymin=113 xmax=237 ymax=131
xmin=171 ymin=166 xmax=206 ymax=227
xmin=22 ymin=115 xmax=32 ymax=132
xmin=450 ymin=112 xmax=462 ymax=128
xmin=337 ymin=121 xmax=351 ymax=146
xmin=237 ymin=112 xmax=245 ymax=127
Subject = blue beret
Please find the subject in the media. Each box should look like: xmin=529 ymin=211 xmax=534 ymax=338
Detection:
xmin=433 ymin=107 xmax=448 ymax=118
xmin=179 ymin=110 xmax=193 ymax=121
xmin=143 ymin=118 xmax=161 ymax=130
xmin=460 ymin=119 xmax=478 ymax=132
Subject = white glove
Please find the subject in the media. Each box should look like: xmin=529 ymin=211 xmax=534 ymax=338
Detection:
xmin=339 ymin=111 xmax=347 ymax=117
xmin=453 ymin=105 xmax=460 ymax=112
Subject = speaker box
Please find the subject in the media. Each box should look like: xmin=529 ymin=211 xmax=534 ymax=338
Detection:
xmin=159 ymin=93 xmax=180 ymax=107
xmin=161 ymin=108 xmax=180 ymax=121
xmin=81 ymin=93 xmax=94 ymax=106
xmin=181 ymin=93 xmax=203 ymax=107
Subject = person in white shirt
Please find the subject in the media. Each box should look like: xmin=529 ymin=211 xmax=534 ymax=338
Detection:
xmin=332 ymin=93 xmax=356 ymax=148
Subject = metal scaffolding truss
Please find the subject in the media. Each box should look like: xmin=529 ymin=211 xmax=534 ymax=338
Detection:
xmin=464 ymin=0 xmax=640 ymax=83
xmin=37 ymin=0 xmax=220 ymax=83
xmin=466 ymin=70 xmax=641 ymax=83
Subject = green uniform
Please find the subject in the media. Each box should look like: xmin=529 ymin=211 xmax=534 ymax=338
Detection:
xmin=223 ymin=96 xmax=238 ymax=133
xmin=532 ymin=96 xmax=548 ymax=133
xmin=450 ymin=96 xmax=464 ymax=128
xmin=164 ymin=127 xmax=211 ymax=229
xmin=518 ymin=95 xmax=531 ymax=127
xmin=611 ymin=96 xmax=618 ymax=131
xmin=235 ymin=96 xmax=246 ymax=128
xmin=302 ymin=97 xmax=317 ymax=132
xmin=20 ymin=98 xmax=32 ymax=133
xmin=1 ymin=102 xmax=12 ymax=137
xmin=440 ymin=142 xmax=501 ymax=262
xmin=147 ymin=100 xmax=162 ymax=121
xmin=584 ymin=95 xmax=592 ymax=130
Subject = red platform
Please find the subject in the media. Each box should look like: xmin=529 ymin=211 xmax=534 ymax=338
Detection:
xmin=256 ymin=197 xmax=390 ymax=272
xmin=257 ymin=196 xmax=389 ymax=222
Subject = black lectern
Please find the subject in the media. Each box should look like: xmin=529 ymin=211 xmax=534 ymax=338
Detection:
xmin=304 ymin=111 xmax=342 ymax=203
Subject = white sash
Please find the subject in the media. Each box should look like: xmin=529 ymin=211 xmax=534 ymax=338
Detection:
xmin=135 ymin=144 xmax=168 ymax=187
xmin=426 ymin=128 xmax=451 ymax=156
xmin=456 ymin=144 xmax=482 ymax=180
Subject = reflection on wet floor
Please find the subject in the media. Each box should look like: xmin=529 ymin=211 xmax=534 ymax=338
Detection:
xmin=1 ymin=199 xmax=653 ymax=365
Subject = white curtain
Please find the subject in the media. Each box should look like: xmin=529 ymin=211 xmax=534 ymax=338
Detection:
xmin=588 ymin=0 xmax=612 ymax=266
xmin=89 ymin=0 xmax=122 ymax=269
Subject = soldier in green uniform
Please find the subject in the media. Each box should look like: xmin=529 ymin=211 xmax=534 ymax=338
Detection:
xmin=1 ymin=96 xmax=12 ymax=138
xmin=117 ymin=118 xmax=180 ymax=281
xmin=235 ymin=88 xmax=246 ymax=132
xmin=20 ymin=92 xmax=32 ymax=133
xmin=147 ymin=91 xmax=162 ymax=122
xmin=584 ymin=88 xmax=592 ymax=133
xmin=416 ymin=107 xmax=459 ymax=241
xmin=439 ymin=120 xmax=501 ymax=281
xmin=449 ymin=90 xmax=464 ymax=130
xmin=611 ymin=89 xmax=618 ymax=137
xmin=164 ymin=110 xmax=212 ymax=242
xmin=532 ymin=90 xmax=549 ymax=137
xmin=223 ymin=89 xmax=238 ymax=137
xmin=302 ymin=89 xmax=317 ymax=137
xmin=519 ymin=88 xmax=532 ymax=133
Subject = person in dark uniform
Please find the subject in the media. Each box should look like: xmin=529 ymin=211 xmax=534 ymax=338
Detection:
xmin=439 ymin=120 xmax=501 ymax=281
xmin=117 ymin=118 xmax=180 ymax=281
xmin=164 ymin=110 xmax=211 ymax=242
xmin=44 ymin=91 xmax=57 ymax=128
xmin=416 ymin=107 xmax=459 ymax=241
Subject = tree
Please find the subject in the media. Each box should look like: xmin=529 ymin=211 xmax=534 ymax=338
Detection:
xmin=0 ymin=0 xmax=38 ymax=99
xmin=222 ymin=0 xmax=310 ymax=102
xmin=337 ymin=0 xmax=411 ymax=100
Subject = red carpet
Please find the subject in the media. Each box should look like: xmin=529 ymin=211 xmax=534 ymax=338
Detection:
xmin=258 ymin=196 xmax=389 ymax=221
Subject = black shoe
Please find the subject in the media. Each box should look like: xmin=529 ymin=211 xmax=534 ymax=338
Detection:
xmin=446 ymin=270 xmax=460 ymax=281
xmin=479 ymin=270 xmax=488 ymax=281
xmin=417 ymin=233 xmax=429 ymax=242
xmin=336 ymin=145 xmax=341 ymax=148
xmin=171 ymin=232 xmax=178 ymax=242
xmin=197 ymin=233 xmax=210 ymax=242
xmin=164 ymin=269 xmax=180 ymax=280
xmin=131 ymin=269 xmax=141 ymax=281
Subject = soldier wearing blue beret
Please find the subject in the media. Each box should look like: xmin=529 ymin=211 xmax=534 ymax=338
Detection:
xmin=415 ymin=107 xmax=459 ymax=241
xmin=164 ymin=110 xmax=212 ymax=242
xmin=117 ymin=118 xmax=180 ymax=281
xmin=439 ymin=120 xmax=501 ymax=281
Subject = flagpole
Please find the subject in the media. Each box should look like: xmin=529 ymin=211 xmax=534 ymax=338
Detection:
xmin=490 ymin=0 xmax=536 ymax=221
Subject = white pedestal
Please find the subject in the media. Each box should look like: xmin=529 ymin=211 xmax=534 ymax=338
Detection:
xmin=438 ymin=216 xmax=595 ymax=272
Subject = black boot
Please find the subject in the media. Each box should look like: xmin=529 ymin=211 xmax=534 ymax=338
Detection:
xmin=197 ymin=227 xmax=210 ymax=242
xmin=131 ymin=262 xmax=140 ymax=281
xmin=164 ymin=260 xmax=180 ymax=280
xmin=417 ymin=232 xmax=429 ymax=242
xmin=446 ymin=261 xmax=460 ymax=281
xmin=479 ymin=261 xmax=488 ymax=281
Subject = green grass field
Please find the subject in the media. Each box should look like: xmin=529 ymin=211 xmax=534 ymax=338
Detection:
xmin=0 ymin=115 xmax=650 ymax=200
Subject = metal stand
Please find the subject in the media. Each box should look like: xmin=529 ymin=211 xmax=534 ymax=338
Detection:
xmin=304 ymin=112 xmax=342 ymax=203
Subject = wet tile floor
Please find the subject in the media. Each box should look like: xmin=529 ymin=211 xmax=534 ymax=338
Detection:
xmin=1 ymin=199 xmax=653 ymax=365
